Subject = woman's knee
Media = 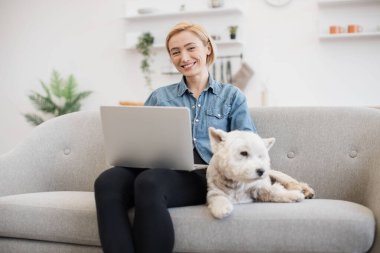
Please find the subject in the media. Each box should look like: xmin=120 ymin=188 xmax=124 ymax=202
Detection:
xmin=134 ymin=169 xmax=168 ymax=197
xmin=94 ymin=166 xmax=135 ymax=194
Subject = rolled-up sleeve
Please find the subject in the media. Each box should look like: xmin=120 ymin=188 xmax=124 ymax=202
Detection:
xmin=229 ymin=89 xmax=257 ymax=132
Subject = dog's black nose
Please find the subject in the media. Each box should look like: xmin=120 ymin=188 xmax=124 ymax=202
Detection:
xmin=256 ymin=168 xmax=265 ymax=177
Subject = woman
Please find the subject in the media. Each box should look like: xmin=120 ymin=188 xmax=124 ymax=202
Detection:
xmin=94 ymin=22 xmax=256 ymax=253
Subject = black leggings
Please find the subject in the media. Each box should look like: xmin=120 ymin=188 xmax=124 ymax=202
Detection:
xmin=94 ymin=165 xmax=207 ymax=253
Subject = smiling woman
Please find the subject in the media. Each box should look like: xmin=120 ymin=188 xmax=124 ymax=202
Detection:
xmin=94 ymin=21 xmax=256 ymax=253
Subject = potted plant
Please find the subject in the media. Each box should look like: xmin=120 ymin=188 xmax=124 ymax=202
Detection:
xmin=136 ymin=32 xmax=155 ymax=90
xmin=228 ymin=25 xmax=238 ymax=40
xmin=24 ymin=70 xmax=92 ymax=126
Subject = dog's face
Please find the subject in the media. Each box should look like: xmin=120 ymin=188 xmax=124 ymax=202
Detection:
xmin=209 ymin=127 xmax=275 ymax=182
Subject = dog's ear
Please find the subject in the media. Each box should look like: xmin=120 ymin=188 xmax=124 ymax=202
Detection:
xmin=262 ymin=137 xmax=275 ymax=151
xmin=208 ymin=127 xmax=227 ymax=153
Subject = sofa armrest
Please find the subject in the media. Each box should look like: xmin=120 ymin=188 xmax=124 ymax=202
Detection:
xmin=364 ymin=165 xmax=380 ymax=253
xmin=0 ymin=111 xmax=107 ymax=197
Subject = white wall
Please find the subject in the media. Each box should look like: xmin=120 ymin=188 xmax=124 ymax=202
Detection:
xmin=1 ymin=0 xmax=380 ymax=154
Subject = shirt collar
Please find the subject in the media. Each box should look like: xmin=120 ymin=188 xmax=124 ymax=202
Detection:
xmin=177 ymin=74 xmax=220 ymax=96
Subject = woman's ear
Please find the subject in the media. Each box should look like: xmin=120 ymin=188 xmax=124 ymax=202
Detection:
xmin=206 ymin=42 xmax=211 ymax=55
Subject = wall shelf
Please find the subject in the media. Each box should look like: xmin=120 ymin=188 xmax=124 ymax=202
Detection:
xmin=319 ymin=31 xmax=380 ymax=39
xmin=125 ymin=7 xmax=243 ymax=21
xmin=318 ymin=0 xmax=380 ymax=40
xmin=318 ymin=0 xmax=380 ymax=6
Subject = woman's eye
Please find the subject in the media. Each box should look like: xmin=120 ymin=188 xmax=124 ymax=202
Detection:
xmin=240 ymin=151 xmax=248 ymax=157
xmin=188 ymin=47 xmax=196 ymax=51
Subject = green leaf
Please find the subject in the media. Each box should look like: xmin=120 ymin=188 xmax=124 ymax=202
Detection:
xmin=40 ymin=80 xmax=52 ymax=99
xmin=24 ymin=113 xmax=45 ymax=126
xmin=63 ymin=74 xmax=77 ymax=102
xmin=28 ymin=92 xmax=57 ymax=114
xmin=61 ymin=90 xmax=92 ymax=114
xmin=50 ymin=70 xmax=65 ymax=98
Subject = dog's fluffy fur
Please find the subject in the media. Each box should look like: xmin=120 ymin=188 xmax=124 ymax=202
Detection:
xmin=206 ymin=127 xmax=315 ymax=219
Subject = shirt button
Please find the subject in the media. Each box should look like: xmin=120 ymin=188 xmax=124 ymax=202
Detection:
xmin=193 ymin=138 xmax=197 ymax=142
xmin=217 ymin=113 xmax=221 ymax=117
xmin=195 ymin=119 xmax=199 ymax=122
xmin=191 ymin=105 xmax=195 ymax=109
xmin=198 ymin=104 xmax=201 ymax=107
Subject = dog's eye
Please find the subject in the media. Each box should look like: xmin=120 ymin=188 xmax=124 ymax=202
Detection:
xmin=240 ymin=151 xmax=249 ymax=157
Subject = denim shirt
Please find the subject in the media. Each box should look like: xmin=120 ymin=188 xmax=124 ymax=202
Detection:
xmin=144 ymin=75 xmax=256 ymax=164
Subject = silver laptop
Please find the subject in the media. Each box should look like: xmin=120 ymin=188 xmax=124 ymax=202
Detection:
xmin=100 ymin=106 xmax=207 ymax=171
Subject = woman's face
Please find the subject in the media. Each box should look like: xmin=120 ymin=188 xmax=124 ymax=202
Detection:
xmin=168 ymin=31 xmax=211 ymax=78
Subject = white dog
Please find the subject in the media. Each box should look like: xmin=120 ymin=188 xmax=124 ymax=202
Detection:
xmin=206 ymin=127 xmax=315 ymax=219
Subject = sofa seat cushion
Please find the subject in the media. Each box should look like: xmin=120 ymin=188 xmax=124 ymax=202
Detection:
xmin=0 ymin=191 xmax=100 ymax=246
xmin=0 ymin=192 xmax=375 ymax=253
xmin=171 ymin=199 xmax=375 ymax=253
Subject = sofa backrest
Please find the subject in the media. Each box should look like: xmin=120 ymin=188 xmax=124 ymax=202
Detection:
xmin=1 ymin=107 xmax=380 ymax=205
xmin=251 ymin=107 xmax=380 ymax=205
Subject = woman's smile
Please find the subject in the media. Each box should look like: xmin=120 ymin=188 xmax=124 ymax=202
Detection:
xmin=181 ymin=61 xmax=196 ymax=70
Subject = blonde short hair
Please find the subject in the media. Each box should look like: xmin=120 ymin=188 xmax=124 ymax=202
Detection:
xmin=165 ymin=22 xmax=216 ymax=65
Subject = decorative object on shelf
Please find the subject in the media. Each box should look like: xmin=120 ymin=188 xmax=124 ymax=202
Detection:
xmin=220 ymin=60 xmax=225 ymax=82
xmin=137 ymin=8 xmax=158 ymax=15
xmin=232 ymin=62 xmax=254 ymax=91
xmin=228 ymin=25 xmax=238 ymax=39
xmin=329 ymin=25 xmax=345 ymax=34
xmin=23 ymin=70 xmax=92 ymax=126
xmin=211 ymin=54 xmax=245 ymax=87
xmin=211 ymin=34 xmax=221 ymax=41
xmin=226 ymin=60 xmax=232 ymax=83
xmin=136 ymin=32 xmax=155 ymax=90
xmin=347 ymin=24 xmax=363 ymax=33
xmin=209 ymin=0 xmax=224 ymax=8
xmin=265 ymin=0 xmax=292 ymax=7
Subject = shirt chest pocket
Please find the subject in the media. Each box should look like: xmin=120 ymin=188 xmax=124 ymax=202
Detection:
xmin=205 ymin=104 xmax=231 ymax=130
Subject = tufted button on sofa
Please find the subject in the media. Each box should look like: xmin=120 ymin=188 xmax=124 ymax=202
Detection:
xmin=0 ymin=107 xmax=379 ymax=253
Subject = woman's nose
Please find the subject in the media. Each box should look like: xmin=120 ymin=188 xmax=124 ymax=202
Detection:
xmin=179 ymin=51 xmax=190 ymax=61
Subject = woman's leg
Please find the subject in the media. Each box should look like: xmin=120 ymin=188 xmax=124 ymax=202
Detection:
xmin=94 ymin=166 xmax=145 ymax=253
xmin=133 ymin=168 xmax=207 ymax=253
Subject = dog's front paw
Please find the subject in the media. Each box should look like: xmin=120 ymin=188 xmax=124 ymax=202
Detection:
xmin=300 ymin=183 xmax=315 ymax=199
xmin=293 ymin=191 xmax=305 ymax=202
xmin=287 ymin=190 xmax=305 ymax=202
xmin=208 ymin=197 xmax=234 ymax=219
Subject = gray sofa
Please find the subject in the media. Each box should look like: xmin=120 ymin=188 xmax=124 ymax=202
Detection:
xmin=0 ymin=107 xmax=379 ymax=253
